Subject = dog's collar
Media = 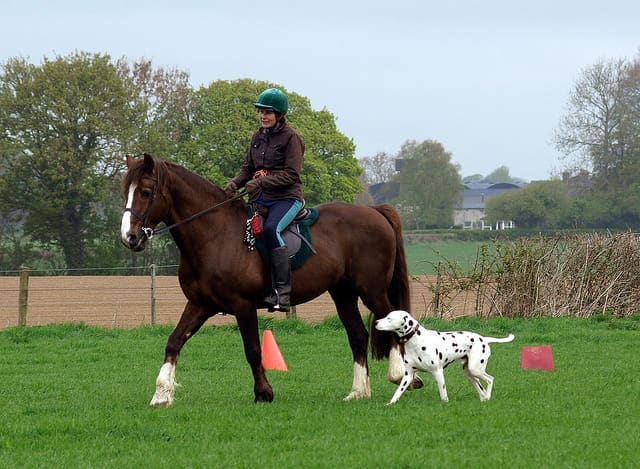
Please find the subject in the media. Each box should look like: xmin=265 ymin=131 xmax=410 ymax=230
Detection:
xmin=399 ymin=323 xmax=420 ymax=343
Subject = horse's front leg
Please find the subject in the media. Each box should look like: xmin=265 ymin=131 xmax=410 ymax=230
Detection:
xmin=235 ymin=310 xmax=274 ymax=403
xmin=329 ymin=289 xmax=371 ymax=400
xmin=150 ymin=301 xmax=210 ymax=407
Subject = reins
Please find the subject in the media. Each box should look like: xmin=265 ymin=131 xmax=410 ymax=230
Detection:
xmin=143 ymin=190 xmax=247 ymax=239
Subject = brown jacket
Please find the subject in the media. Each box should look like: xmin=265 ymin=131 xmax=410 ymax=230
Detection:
xmin=232 ymin=120 xmax=304 ymax=203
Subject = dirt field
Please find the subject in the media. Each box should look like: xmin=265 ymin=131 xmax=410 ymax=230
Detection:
xmin=0 ymin=275 xmax=478 ymax=330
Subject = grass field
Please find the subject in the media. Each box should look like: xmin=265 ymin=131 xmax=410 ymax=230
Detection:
xmin=405 ymin=240 xmax=487 ymax=275
xmin=1 ymin=314 xmax=638 ymax=468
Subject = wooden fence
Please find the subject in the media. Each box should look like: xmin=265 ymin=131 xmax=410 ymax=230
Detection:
xmin=0 ymin=266 xmax=481 ymax=330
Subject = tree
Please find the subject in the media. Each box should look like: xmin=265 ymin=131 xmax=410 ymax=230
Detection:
xmin=485 ymin=181 xmax=570 ymax=229
xmin=359 ymin=151 xmax=396 ymax=185
xmin=394 ymin=139 xmax=462 ymax=229
xmin=554 ymin=57 xmax=639 ymax=190
xmin=117 ymin=59 xmax=192 ymax=158
xmin=179 ymin=79 xmax=361 ymax=205
xmin=0 ymin=52 xmax=190 ymax=270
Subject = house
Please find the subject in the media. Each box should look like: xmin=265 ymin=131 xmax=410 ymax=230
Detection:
xmin=453 ymin=182 xmax=525 ymax=229
xmin=368 ymin=180 xmax=524 ymax=229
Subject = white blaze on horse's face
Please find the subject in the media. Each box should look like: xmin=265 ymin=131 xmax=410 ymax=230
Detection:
xmin=120 ymin=182 xmax=137 ymax=244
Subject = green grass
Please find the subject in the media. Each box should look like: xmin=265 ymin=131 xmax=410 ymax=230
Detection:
xmin=1 ymin=316 xmax=639 ymax=468
xmin=405 ymin=240 xmax=487 ymax=275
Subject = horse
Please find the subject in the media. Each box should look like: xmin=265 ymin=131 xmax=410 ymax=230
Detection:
xmin=120 ymin=153 xmax=418 ymax=406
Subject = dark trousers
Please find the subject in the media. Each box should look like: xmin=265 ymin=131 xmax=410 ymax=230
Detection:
xmin=263 ymin=199 xmax=303 ymax=250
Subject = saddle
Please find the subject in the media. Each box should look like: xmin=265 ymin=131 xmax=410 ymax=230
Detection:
xmin=244 ymin=206 xmax=318 ymax=270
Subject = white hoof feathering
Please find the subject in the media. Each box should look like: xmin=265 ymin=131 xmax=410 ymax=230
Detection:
xmin=387 ymin=346 xmax=405 ymax=383
xmin=344 ymin=362 xmax=371 ymax=400
xmin=150 ymin=363 xmax=177 ymax=407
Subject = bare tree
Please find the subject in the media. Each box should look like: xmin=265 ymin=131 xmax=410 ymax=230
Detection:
xmin=553 ymin=57 xmax=635 ymax=189
xmin=359 ymin=151 xmax=396 ymax=185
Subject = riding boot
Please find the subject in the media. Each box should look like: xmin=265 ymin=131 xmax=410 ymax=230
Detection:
xmin=266 ymin=246 xmax=291 ymax=312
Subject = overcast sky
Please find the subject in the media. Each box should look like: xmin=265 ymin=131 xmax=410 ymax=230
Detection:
xmin=2 ymin=0 xmax=639 ymax=181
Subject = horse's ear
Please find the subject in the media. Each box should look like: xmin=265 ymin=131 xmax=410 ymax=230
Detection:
xmin=143 ymin=153 xmax=155 ymax=171
xmin=126 ymin=154 xmax=135 ymax=169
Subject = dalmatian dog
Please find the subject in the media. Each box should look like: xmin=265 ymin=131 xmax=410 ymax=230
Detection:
xmin=375 ymin=310 xmax=514 ymax=404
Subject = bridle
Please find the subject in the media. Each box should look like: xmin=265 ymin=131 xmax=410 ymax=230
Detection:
xmin=124 ymin=174 xmax=247 ymax=240
xmin=123 ymin=176 xmax=160 ymax=240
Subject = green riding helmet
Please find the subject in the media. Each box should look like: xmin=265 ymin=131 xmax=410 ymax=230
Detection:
xmin=254 ymin=88 xmax=288 ymax=114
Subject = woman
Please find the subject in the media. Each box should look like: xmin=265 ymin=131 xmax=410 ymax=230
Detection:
xmin=225 ymin=88 xmax=304 ymax=312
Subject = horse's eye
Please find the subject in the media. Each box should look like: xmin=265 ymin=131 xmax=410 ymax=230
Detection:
xmin=141 ymin=189 xmax=152 ymax=199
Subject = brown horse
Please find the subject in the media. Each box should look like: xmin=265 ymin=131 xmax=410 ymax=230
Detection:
xmin=120 ymin=153 xmax=416 ymax=406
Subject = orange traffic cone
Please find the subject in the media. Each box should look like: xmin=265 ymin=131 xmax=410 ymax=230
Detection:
xmin=521 ymin=345 xmax=555 ymax=371
xmin=261 ymin=330 xmax=288 ymax=371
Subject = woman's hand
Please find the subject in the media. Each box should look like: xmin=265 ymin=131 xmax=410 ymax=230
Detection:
xmin=245 ymin=179 xmax=262 ymax=197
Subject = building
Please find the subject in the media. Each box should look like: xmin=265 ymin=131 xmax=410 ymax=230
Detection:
xmin=453 ymin=182 xmax=525 ymax=229
xmin=367 ymin=165 xmax=526 ymax=229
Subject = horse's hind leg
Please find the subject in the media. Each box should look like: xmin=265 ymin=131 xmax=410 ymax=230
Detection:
xmin=150 ymin=301 xmax=210 ymax=407
xmin=329 ymin=286 xmax=371 ymax=400
xmin=235 ymin=310 xmax=274 ymax=403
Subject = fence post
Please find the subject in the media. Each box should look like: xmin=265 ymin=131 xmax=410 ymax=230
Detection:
xmin=150 ymin=263 xmax=157 ymax=325
xmin=18 ymin=265 xmax=30 ymax=326
xmin=286 ymin=305 xmax=297 ymax=320
xmin=432 ymin=261 xmax=442 ymax=317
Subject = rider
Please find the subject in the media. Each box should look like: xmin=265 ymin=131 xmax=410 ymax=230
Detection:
xmin=225 ymin=88 xmax=304 ymax=312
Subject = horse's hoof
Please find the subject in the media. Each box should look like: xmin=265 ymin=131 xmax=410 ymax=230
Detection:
xmin=409 ymin=375 xmax=424 ymax=390
xmin=149 ymin=397 xmax=173 ymax=408
xmin=254 ymin=390 xmax=274 ymax=403
xmin=343 ymin=390 xmax=371 ymax=401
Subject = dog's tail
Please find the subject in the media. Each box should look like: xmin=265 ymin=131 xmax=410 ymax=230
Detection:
xmin=485 ymin=334 xmax=515 ymax=344
xmin=370 ymin=204 xmax=411 ymax=360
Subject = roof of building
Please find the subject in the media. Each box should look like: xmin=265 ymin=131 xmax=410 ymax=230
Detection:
xmin=458 ymin=182 xmax=527 ymax=209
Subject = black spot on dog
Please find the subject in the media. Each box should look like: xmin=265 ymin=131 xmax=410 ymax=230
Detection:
xmin=439 ymin=352 xmax=443 ymax=360
xmin=471 ymin=337 xmax=475 ymax=342
xmin=408 ymin=319 xmax=414 ymax=326
xmin=404 ymin=359 xmax=408 ymax=364
xmin=480 ymin=359 xmax=485 ymax=364
xmin=418 ymin=357 xmax=422 ymax=362
xmin=421 ymin=346 xmax=426 ymax=351
xmin=452 ymin=343 xmax=458 ymax=347
xmin=416 ymin=330 xmax=421 ymax=335
xmin=405 ymin=371 xmax=409 ymax=375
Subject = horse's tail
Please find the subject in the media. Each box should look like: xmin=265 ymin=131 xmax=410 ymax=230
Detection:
xmin=370 ymin=204 xmax=411 ymax=359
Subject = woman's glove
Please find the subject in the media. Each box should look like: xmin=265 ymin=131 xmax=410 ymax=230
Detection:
xmin=245 ymin=179 xmax=262 ymax=197
xmin=224 ymin=181 xmax=238 ymax=196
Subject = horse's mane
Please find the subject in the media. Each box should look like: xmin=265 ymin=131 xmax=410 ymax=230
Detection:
xmin=123 ymin=156 xmax=246 ymax=210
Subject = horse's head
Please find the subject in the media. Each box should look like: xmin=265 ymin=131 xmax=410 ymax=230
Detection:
xmin=120 ymin=153 xmax=169 ymax=251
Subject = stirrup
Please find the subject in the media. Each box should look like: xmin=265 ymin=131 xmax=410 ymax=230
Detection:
xmin=268 ymin=303 xmax=290 ymax=313
xmin=266 ymin=289 xmax=289 ymax=312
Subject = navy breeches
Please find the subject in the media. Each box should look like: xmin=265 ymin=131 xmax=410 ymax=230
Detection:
xmin=263 ymin=199 xmax=303 ymax=250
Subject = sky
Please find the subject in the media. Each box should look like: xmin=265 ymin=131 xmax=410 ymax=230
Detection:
xmin=2 ymin=0 xmax=639 ymax=181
